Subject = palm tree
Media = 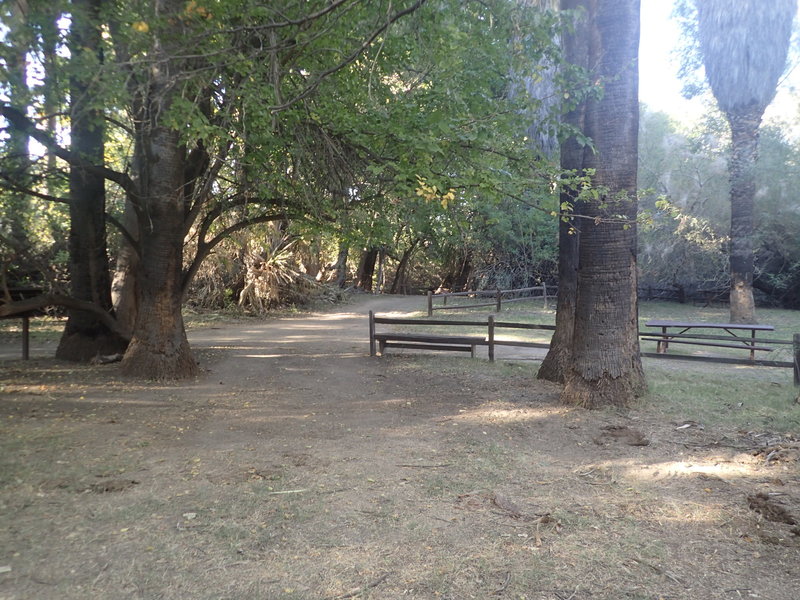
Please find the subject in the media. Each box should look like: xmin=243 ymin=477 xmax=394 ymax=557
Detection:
xmin=695 ymin=0 xmax=796 ymax=323
xmin=537 ymin=0 xmax=589 ymax=384
xmin=559 ymin=0 xmax=646 ymax=408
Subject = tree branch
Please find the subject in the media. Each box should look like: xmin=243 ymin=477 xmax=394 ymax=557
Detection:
xmin=0 ymin=294 xmax=130 ymax=341
xmin=269 ymin=0 xmax=428 ymax=112
xmin=0 ymin=104 xmax=139 ymax=197
xmin=105 ymin=213 xmax=140 ymax=259
xmin=182 ymin=212 xmax=287 ymax=293
xmin=0 ymin=175 xmax=70 ymax=204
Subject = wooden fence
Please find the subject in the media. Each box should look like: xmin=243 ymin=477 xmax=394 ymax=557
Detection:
xmin=426 ymin=285 xmax=555 ymax=316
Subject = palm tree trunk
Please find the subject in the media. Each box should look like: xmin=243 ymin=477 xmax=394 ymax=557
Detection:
xmin=560 ymin=0 xmax=646 ymax=409
xmin=538 ymin=0 xmax=589 ymax=383
xmin=727 ymin=106 xmax=761 ymax=324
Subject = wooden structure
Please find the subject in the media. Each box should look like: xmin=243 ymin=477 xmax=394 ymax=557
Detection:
xmin=426 ymin=285 xmax=554 ymax=317
xmin=369 ymin=311 xmax=553 ymax=361
xmin=1 ymin=287 xmax=45 ymax=360
xmin=369 ymin=313 xmax=798 ymax=382
xmin=642 ymin=320 xmax=776 ymax=361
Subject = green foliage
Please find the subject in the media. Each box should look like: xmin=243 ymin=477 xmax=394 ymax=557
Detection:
xmin=638 ymin=103 xmax=800 ymax=308
xmin=637 ymin=106 xmax=730 ymax=292
xmin=1 ymin=0 xmax=576 ymax=308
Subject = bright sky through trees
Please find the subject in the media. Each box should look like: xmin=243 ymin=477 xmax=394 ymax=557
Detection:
xmin=639 ymin=0 xmax=799 ymax=125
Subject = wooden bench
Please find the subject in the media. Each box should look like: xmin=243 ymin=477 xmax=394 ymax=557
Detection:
xmin=369 ymin=311 xmax=488 ymax=357
xmin=642 ymin=320 xmax=775 ymax=361
xmin=373 ymin=332 xmax=487 ymax=357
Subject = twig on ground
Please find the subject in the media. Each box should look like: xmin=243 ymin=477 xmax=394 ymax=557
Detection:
xmin=328 ymin=573 xmax=391 ymax=600
xmin=395 ymin=463 xmax=453 ymax=468
xmin=492 ymin=571 xmax=511 ymax=595
xmin=630 ymin=558 xmax=685 ymax=586
xmin=554 ymin=588 xmax=578 ymax=600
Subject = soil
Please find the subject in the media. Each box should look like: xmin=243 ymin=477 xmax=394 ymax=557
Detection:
xmin=1 ymin=295 xmax=799 ymax=599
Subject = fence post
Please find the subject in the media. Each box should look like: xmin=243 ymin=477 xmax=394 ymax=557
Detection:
xmin=369 ymin=310 xmax=376 ymax=356
xmin=427 ymin=291 xmax=433 ymax=317
xmin=542 ymin=283 xmax=548 ymax=310
xmin=488 ymin=315 xmax=495 ymax=362
xmin=496 ymin=289 xmax=502 ymax=312
xmin=794 ymin=333 xmax=799 ymax=386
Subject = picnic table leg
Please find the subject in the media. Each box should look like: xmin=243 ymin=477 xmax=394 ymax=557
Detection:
xmin=659 ymin=326 xmax=668 ymax=353
xmin=22 ymin=315 xmax=30 ymax=360
xmin=369 ymin=311 xmax=376 ymax=357
xmin=488 ymin=316 xmax=495 ymax=362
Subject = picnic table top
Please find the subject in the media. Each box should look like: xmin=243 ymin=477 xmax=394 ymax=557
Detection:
xmin=644 ymin=320 xmax=774 ymax=331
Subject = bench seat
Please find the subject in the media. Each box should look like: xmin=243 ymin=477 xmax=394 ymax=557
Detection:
xmin=374 ymin=332 xmax=487 ymax=357
xmin=640 ymin=337 xmax=772 ymax=352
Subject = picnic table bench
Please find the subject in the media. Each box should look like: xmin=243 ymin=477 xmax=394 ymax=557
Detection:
xmin=372 ymin=331 xmax=488 ymax=357
xmin=1 ymin=287 xmax=45 ymax=360
xmin=642 ymin=320 xmax=774 ymax=361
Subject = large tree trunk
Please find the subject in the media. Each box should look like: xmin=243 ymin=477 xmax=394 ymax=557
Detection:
xmin=727 ymin=106 xmax=761 ymax=324
xmin=356 ymin=248 xmax=378 ymax=292
xmin=111 ymin=200 xmax=140 ymax=338
xmin=538 ymin=215 xmax=579 ymax=382
xmin=332 ymin=243 xmax=349 ymax=288
xmin=560 ymin=0 xmax=646 ymax=409
xmin=119 ymin=3 xmax=197 ymax=379
xmin=120 ymin=126 xmax=197 ymax=379
xmin=538 ymin=0 xmax=589 ymax=383
xmin=56 ymin=0 xmax=128 ymax=361
xmin=3 ymin=0 xmax=33 ymax=265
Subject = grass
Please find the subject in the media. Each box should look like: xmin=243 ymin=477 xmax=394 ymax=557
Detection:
xmin=380 ymin=298 xmax=800 ymax=434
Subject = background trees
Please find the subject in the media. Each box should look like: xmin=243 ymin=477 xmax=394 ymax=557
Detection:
xmin=1 ymin=0 xmax=565 ymax=377
xmin=688 ymin=0 xmax=796 ymax=323
xmin=3 ymin=0 xmax=800 ymax=389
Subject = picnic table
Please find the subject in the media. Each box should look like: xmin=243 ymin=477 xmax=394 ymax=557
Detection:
xmin=1 ymin=287 xmax=45 ymax=360
xmin=642 ymin=320 xmax=775 ymax=361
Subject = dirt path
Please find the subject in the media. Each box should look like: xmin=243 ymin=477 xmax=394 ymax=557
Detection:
xmin=2 ymin=295 xmax=799 ymax=600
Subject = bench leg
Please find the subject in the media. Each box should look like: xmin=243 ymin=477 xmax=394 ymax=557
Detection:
xmin=379 ymin=340 xmax=386 ymax=356
xmin=470 ymin=345 xmax=476 ymax=359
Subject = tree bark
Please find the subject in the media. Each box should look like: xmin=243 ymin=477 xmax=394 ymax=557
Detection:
xmin=390 ymin=239 xmax=419 ymax=294
xmin=119 ymin=0 xmax=197 ymax=379
xmin=727 ymin=106 xmax=761 ymax=324
xmin=356 ymin=248 xmax=378 ymax=292
xmin=452 ymin=252 xmax=473 ymax=292
xmin=560 ymin=0 xmax=646 ymax=408
xmin=56 ymin=0 xmax=128 ymax=361
xmin=120 ymin=125 xmax=197 ymax=379
xmin=333 ymin=243 xmax=349 ymax=288
xmin=538 ymin=215 xmax=578 ymax=382
xmin=111 ymin=199 xmax=140 ymax=338
xmin=538 ymin=0 xmax=589 ymax=383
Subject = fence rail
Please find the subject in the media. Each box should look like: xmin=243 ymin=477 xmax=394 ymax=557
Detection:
xmin=426 ymin=285 xmax=555 ymax=316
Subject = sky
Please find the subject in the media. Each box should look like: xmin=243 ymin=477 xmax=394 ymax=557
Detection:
xmin=638 ymin=0 xmax=799 ymax=125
